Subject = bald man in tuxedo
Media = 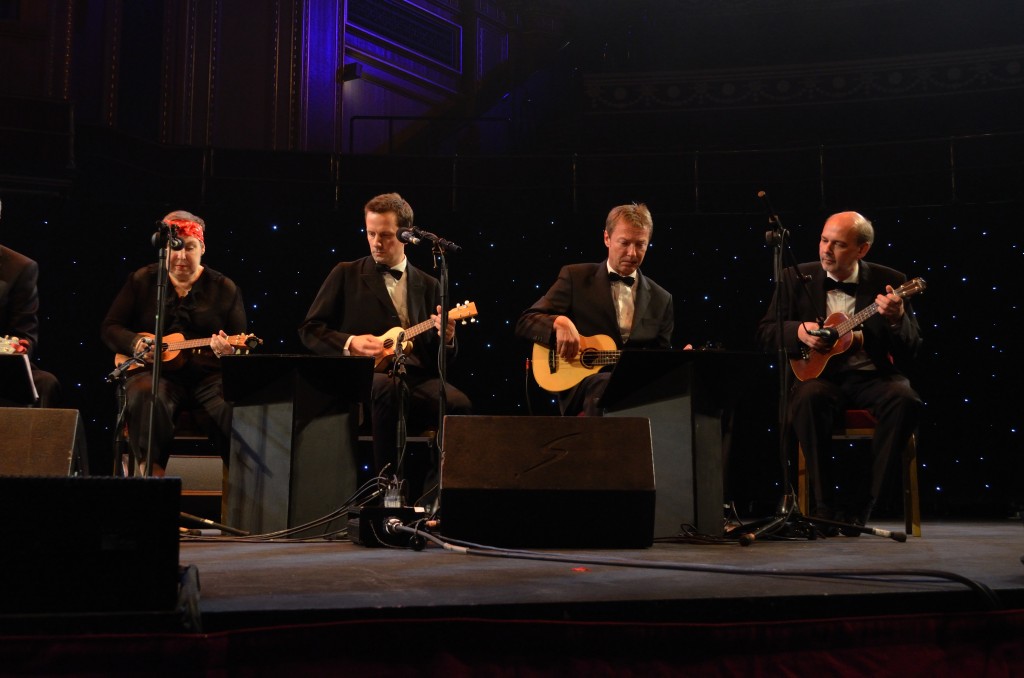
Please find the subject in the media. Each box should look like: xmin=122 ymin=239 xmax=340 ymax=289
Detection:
xmin=757 ymin=211 xmax=922 ymax=530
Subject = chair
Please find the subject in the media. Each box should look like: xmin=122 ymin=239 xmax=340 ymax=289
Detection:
xmin=355 ymin=404 xmax=438 ymax=505
xmin=164 ymin=408 xmax=229 ymax=522
xmin=114 ymin=399 xmax=228 ymax=522
xmin=797 ymin=409 xmax=921 ymax=537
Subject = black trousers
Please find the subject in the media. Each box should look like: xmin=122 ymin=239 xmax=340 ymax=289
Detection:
xmin=369 ymin=368 xmax=472 ymax=477
xmin=789 ymin=369 xmax=922 ymax=517
xmin=123 ymin=366 xmax=232 ymax=469
xmin=559 ymin=371 xmax=612 ymax=417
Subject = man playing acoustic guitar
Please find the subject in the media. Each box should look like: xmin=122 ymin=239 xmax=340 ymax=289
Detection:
xmin=101 ymin=210 xmax=248 ymax=476
xmin=517 ymin=203 xmax=674 ymax=416
xmin=757 ymin=211 xmax=923 ymax=531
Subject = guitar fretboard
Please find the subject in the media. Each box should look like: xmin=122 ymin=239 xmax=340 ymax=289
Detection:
xmin=552 ymin=349 xmax=621 ymax=367
xmin=834 ymin=302 xmax=881 ymax=336
xmin=164 ymin=337 xmax=212 ymax=350
xmin=834 ymin=280 xmax=921 ymax=336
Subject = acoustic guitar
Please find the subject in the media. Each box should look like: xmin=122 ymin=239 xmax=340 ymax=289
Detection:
xmin=790 ymin=277 xmax=926 ymax=381
xmin=373 ymin=301 xmax=478 ymax=371
xmin=531 ymin=333 xmax=620 ymax=393
xmin=113 ymin=332 xmax=262 ymax=372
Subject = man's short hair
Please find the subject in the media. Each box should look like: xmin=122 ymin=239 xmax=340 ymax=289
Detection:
xmin=851 ymin=213 xmax=875 ymax=246
xmin=364 ymin=193 xmax=414 ymax=230
xmin=605 ymin=203 xmax=653 ymax=236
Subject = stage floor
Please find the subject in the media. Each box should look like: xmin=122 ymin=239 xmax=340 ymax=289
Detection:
xmin=182 ymin=519 xmax=1024 ymax=632
xmin=5 ymin=519 xmax=1024 ymax=675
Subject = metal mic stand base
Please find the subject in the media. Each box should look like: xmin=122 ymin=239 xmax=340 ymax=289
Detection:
xmin=734 ymin=492 xmax=906 ymax=545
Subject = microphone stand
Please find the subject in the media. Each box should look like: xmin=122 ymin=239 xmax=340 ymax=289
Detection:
xmin=107 ymin=351 xmax=147 ymax=476
xmin=736 ymin=203 xmax=810 ymax=544
xmin=142 ymin=222 xmax=176 ymax=477
xmin=414 ymin=226 xmax=461 ymax=510
xmin=388 ymin=331 xmax=410 ymax=507
xmin=433 ymin=247 xmax=449 ymax=447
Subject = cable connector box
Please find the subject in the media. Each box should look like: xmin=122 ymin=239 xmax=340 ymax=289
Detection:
xmin=348 ymin=506 xmax=426 ymax=547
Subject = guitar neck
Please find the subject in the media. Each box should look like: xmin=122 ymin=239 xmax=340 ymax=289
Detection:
xmin=399 ymin=318 xmax=435 ymax=342
xmin=394 ymin=305 xmax=477 ymax=343
xmin=166 ymin=337 xmax=212 ymax=351
xmin=835 ymin=302 xmax=881 ymax=336
xmin=835 ymin=281 xmax=919 ymax=336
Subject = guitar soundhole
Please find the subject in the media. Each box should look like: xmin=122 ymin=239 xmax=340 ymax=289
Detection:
xmin=383 ymin=339 xmax=394 ymax=350
xmin=579 ymin=349 xmax=598 ymax=369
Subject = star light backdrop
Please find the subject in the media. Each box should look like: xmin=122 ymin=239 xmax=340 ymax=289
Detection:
xmin=2 ymin=0 xmax=1022 ymax=520
xmin=4 ymin=163 xmax=1020 ymax=519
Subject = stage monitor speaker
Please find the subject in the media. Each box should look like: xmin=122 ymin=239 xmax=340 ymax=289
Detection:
xmin=439 ymin=416 xmax=655 ymax=548
xmin=0 ymin=408 xmax=88 ymax=476
xmin=0 ymin=476 xmax=181 ymax=614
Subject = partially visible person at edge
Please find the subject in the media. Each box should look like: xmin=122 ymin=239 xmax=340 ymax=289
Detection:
xmin=0 ymin=198 xmax=61 ymax=408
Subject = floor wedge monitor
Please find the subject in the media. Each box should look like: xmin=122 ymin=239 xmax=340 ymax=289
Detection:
xmin=440 ymin=415 xmax=655 ymax=548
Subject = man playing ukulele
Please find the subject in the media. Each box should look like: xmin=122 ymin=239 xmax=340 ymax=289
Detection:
xmin=757 ymin=211 xmax=923 ymax=531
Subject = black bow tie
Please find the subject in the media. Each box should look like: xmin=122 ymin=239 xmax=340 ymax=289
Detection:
xmin=608 ymin=271 xmax=635 ymax=287
xmin=823 ymin=277 xmax=858 ymax=295
xmin=376 ymin=263 xmax=403 ymax=280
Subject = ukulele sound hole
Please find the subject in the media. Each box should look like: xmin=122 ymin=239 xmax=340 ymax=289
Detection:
xmin=579 ymin=349 xmax=598 ymax=368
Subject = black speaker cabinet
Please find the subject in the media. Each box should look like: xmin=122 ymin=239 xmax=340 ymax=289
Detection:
xmin=440 ymin=416 xmax=655 ymax=548
xmin=0 ymin=476 xmax=181 ymax=614
xmin=0 ymin=408 xmax=88 ymax=476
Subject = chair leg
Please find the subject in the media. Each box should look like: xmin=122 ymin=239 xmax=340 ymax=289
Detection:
xmin=221 ymin=464 xmax=229 ymax=524
xmin=903 ymin=434 xmax=921 ymax=537
xmin=797 ymin=443 xmax=809 ymax=515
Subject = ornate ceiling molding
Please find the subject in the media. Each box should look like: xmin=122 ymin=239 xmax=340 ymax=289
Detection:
xmin=584 ymin=45 xmax=1024 ymax=112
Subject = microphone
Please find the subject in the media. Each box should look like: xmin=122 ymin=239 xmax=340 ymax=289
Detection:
xmin=153 ymin=220 xmax=184 ymax=250
xmin=807 ymin=327 xmax=838 ymax=341
xmin=411 ymin=227 xmax=463 ymax=254
xmin=397 ymin=228 xmax=421 ymax=245
xmin=757 ymin=191 xmax=781 ymax=223
xmin=757 ymin=190 xmax=786 ymax=244
xmin=168 ymin=225 xmax=185 ymax=251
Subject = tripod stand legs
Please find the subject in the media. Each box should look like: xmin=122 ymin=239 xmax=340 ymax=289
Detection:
xmin=736 ymin=493 xmax=906 ymax=545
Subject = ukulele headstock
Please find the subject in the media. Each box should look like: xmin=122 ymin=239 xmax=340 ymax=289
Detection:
xmin=453 ymin=300 xmax=479 ymax=325
xmin=229 ymin=333 xmax=264 ymax=355
xmin=896 ymin=277 xmax=926 ymax=298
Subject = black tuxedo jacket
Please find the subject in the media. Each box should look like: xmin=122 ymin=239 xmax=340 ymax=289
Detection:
xmin=299 ymin=256 xmax=445 ymax=371
xmin=757 ymin=260 xmax=922 ymax=376
xmin=0 ymin=245 xmax=41 ymax=358
xmin=516 ymin=262 xmax=674 ymax=350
